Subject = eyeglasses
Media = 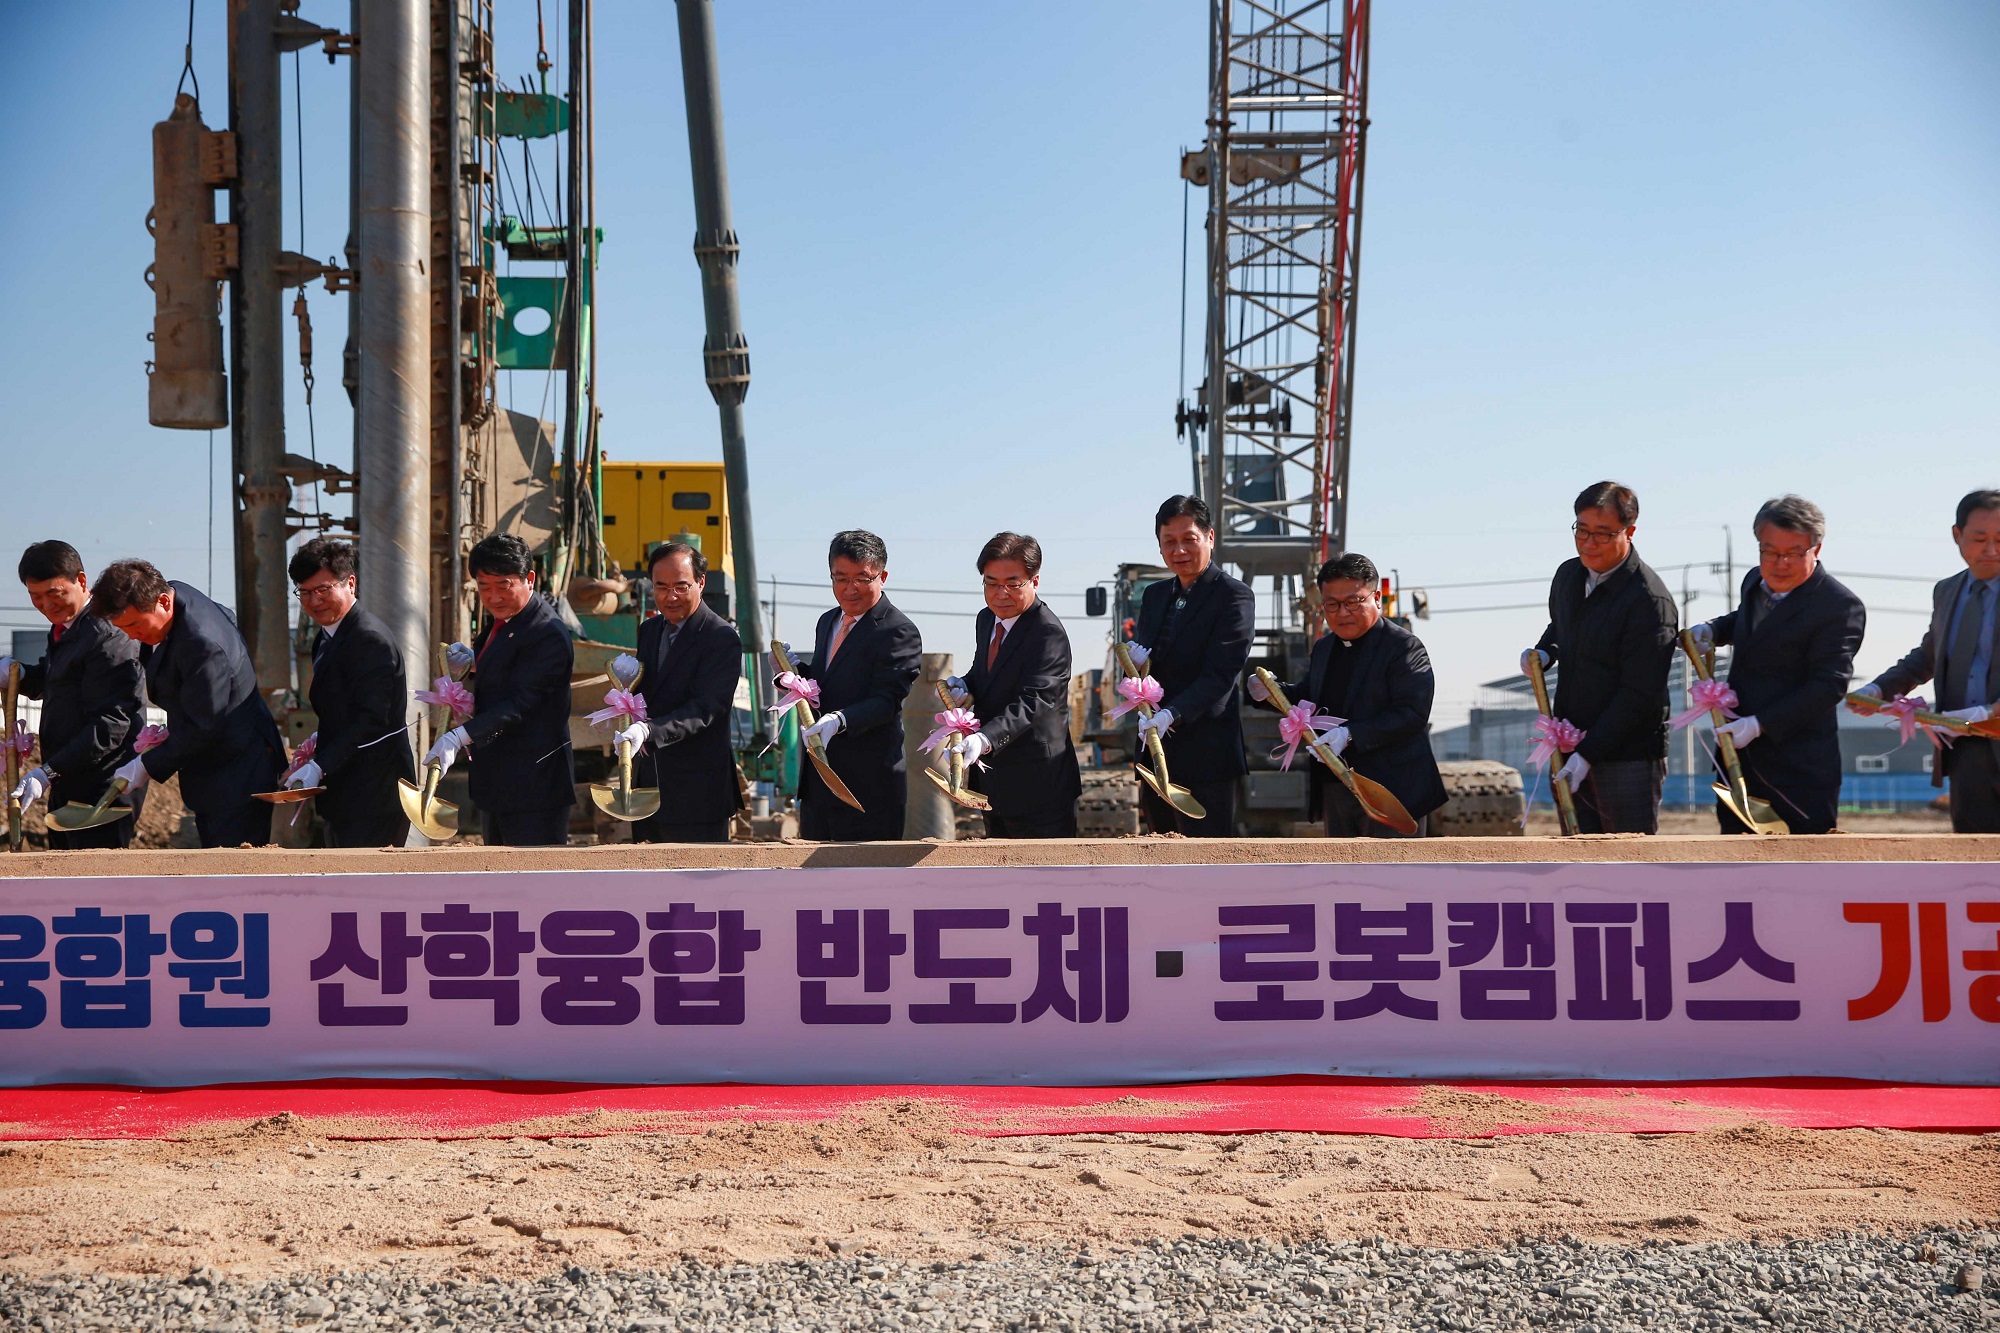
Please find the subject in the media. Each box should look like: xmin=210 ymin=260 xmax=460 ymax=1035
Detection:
xmin=982 ymin=578 xmax=1031 ymax=593
xmin=293 ymin=579 xmax=351 ymax=602
xmin=656 ymin=580 xmax=699 ymax=595
xmin=1324 ymin=593 xmax=1377 ymax=612
xmin=831 ymin=573 xmax=882 ymax=590
xmin=1757 ymin=544 xmax=1818 ymax=564
xmin=1571 ymin=522 xmax=1627 ymax=545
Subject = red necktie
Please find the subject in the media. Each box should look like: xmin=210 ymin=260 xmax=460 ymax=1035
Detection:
xmin=827 ymin=615 xmax=857 ymax=663
xmin=475 ymin=618 xmax=508 ymax=667
xmin=50 ymin=622 xmax=66 ymax=647
xmin=987 ymin=621 xmax=1006 ymax=669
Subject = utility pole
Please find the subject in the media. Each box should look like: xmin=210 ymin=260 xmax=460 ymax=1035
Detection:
xmin=675 ymin=0 xmax=766 ymax=726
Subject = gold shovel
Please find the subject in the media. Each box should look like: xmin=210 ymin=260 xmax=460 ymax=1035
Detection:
xmin=921 ymin=679 xmax=992 ymax=812
xmin=770 ymin=640 xmax=866 ymax=812
xmin=1844 ymin=692 xmax=2000 ymax=740
xmin=254 ymin=741 xmax=325 ymax=804
xmin=1252 ymin=668 xmax=1418 ymax=835
xmin=399 ymin=643 xmax=469 ymax=840
xmin=47 ymin=775 xmax=138 ymax=833
xmin=4 ymin=662 xmax=21 ymax=851
xmin=1524 ymin=651 xmax=1581 ymax=837
xmin=1113 ymin=640 xmax=1206 ymax=820
xmin=589 ymin=659 xmax=662 ymax=822
xmin=1681 ymin=630 xmax=1788 ymax=835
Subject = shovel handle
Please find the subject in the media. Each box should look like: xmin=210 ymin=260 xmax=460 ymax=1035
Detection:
xmin=769 ymin=640 xmax=820 ymax=727
xmin=1523 ymin=653 xmax=1581 ymax=836
xmin=4 ymin=663 xmax=19 ymax=852
xmin=91 ymin=775 xmax=131 ymax=820
xmin=1252 ymin=667 xmax=1369 ymax=805
xmin=1678 ymin=630 xmax=1758 ymax=817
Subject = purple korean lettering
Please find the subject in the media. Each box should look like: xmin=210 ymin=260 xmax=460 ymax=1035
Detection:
xmin=1567 ymin=902 xmax=1672 ymax=1021
xmin=537 ymin=910 xmax=644 ymax=1025
xmin=1328 ymin=902 xmax=1440 ymax=1021
xmin=0 ymin=914 xmax=48 ymax=1030
xmin=53 ymin=907 xmax=165 ymax=1029
xmin=1215 ymin=904 xmax=1323 ymax=1022
xmin=1446 ymin=902 xmax=1556 ymax=1021
xmin=1020 ymin=903 xmax=1130 ymax=1025
xmin=309 ymin=912 xmax=409 ymax=1026
xmin=1685 ymin=901 xmax=1799 ymax=1021
xmin=418 ymin=904 xmax=537 ymax=1025
xmin=166 ymin=911 xmax=271 ymax=1027
xmin=797 ymin=908 xmax=907 ymax=1025
xmin=910 ymin=908 xmax=1015 ymax=1024
xmin=647 ymin=903 xmax=762 ymax=1026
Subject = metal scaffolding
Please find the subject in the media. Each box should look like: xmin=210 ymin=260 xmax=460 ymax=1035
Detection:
xmin=1189 ymin=0 xmax=1371 ymax=580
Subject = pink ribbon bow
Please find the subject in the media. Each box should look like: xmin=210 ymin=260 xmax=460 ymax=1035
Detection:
xmin=770 ymin=671 xmax=821 ymax=716
xmin=1883 ymin=694 xmax=1952 ymax=749
xmin=415 ymin=677 xmax=475 ymax=722
xmin=921 ymin=707 xmax=983 ymax=757
xmin=2 ymin=720 xmax=32 ymax=759
xmin=1273 ymin=701 xmax=1344 ymax=771
xmin=1527 ymin=714 xmax=1586 ymax=771
xmin=1670 ymin=679 xmax=1739 ymax=731
xmin=1109 ymin=675 xmax=1165 ymax=721
xmin=586 ymin=688 xmax=650 ymax=728
xmin=278 ymin=732 xmax=318 ymax=783
xmin=133 ymin=723 xmax=170 ymax=755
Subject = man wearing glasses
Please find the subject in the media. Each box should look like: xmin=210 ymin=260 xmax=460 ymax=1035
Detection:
xmin=1687 ymin=497 xmax=1865 ymax=834
xmin=1250 ymin=553 xmax=1447 ymax=836
xmin=790 ymin=529 xmax=921 ymax=841
xmin=1522 ymin=481 xmax=1679 ymax=833
xmin=630 ymin=541 xmax=743 ymax=844
xmin=425 ymin=534 xmax=576 ymax=846
xmin=285 ymin=537 xmax=415 ymax=847
xmin=1853 ymin=489 xmax=2000 ymax=831
xmin=88 ymin=558 xmax=286 ymax=847
xmin=958 ymin=531 xmax=1081 ymax=837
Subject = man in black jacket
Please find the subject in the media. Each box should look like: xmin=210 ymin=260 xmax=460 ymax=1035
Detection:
xmin=426 ymin=534 xmax=576 ymax=846
xmin=91 ymin=559 xmax=285 ymax=848
xmin=630 ymin=541 xmax=743 ymax=844
xmin=792 ymin=530 xmax=921 ymax=841
xmin=1131 ymin=495 xmax=1256 ymax=836
xmin=3 ymin=541 xmax=145 ymax=849
xmin=1689 ymin=496 xmax=1866 ymax=835
xmin=286 ymin=538 xmax=415 ymax=847
xmin=1853 ymin=489 xmax=2000 ymax=831
xmin=1252 ymin=552 xmax=1448 ymax=837
xmin=956 ymin=532 xmax=1081 ymax=838
xmin=1524 ymin=481 xmax=1679 ymax=834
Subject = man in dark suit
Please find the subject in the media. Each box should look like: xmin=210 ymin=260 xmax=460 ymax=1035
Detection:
xmin=791 ymin=529 xmax=921 ymax=841
xmin=3 ymin=541 xmax=145 ymax=849
xmin=630 ymin=541 xmax=743 ymax=844
xmin=1131 ymin=494 xmax=1256 ymax=836
xmin=426 ymin=534 xmax=576 ymax=846
xmin=1689 ymin=496 xmax=1866 ymax=835
xmin=956 ymin=532 xmax=1081 ymax=838
xmin=285 ymin=538 xmax=415 ymax=847
xmin=1523 ymin=481 xmax=1679 ymax=834
xmin=90 ymin=559 xmax=284 ymax=848
xmin=1854 ymin=488 xmax=2000 ymax=831
xmin=1252 ymin=552 xmax=1448 ymax=837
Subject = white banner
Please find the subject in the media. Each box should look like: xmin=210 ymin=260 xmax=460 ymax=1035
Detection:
xmin=1 ymin=862 xmax=1995 ymax=1087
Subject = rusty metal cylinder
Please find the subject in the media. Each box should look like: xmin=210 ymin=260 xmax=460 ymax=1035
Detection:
xmin=148 ymin=93 xmax=228 ymax=429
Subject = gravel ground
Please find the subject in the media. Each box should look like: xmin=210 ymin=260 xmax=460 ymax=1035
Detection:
xmin=3 ymin=1230 xmax=1995 ymax=1331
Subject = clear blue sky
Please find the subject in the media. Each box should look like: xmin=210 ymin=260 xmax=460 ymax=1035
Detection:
xmin=3 ymin=2 xmax=1996 ymax=725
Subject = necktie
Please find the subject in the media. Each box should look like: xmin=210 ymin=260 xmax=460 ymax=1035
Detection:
xmin=1947 ymin=582 xmax=1990 ymax=709
xmin=475 ymin=619 xmax=508 ymax=668
xmin=312 ymin=631 xmax=330 ymax=669
xmin=658 ymin=621 xmax=679 ymax=664
xmin=827 ymin=615 xmax=857 ymax=664
xmin=987 ymin=620 xmax=1006 ymax=669
xmin=49 ymin=621 xmax=66 ymax=648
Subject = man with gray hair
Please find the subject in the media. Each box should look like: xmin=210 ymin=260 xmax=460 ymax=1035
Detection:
xmin=1689 ymin=495 xmax=1865 ymax=834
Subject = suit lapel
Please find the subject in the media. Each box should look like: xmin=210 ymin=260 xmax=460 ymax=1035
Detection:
xmin=988 ymin=605 xmax=1032 ymax=681
xmin=1746 ymin=568 xmax=1813 ymax=642
xmin=1346 ymin=624 xmax=1389 ymax=713
xmin=1935 ymin=571 xmax=1970 ymax=688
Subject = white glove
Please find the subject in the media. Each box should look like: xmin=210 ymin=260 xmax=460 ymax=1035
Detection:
xmin=444 ymin=642 xmax=476 ymax=675
xmin=286 ymin=759 xmax=323 ymax=790
xmin=960 ymin=732 xmax=991 ymax=767
xmin=425 ymin=725 xmax=469 ymax=776
xmin=1520 ymin=648 xmax=1551 ymax=676
xmin=1136 ymin=707 xmax=1174 ymax=739
xmin=1554 ymin=752 xmax=1590 ymax=793
xmin=1941 ymin=705 xmax=1994 ymax=725
xmin=1717 ymin=715 xmax=1761 ymax=749
xmin=11 ymin=766 xmax=48 ymax=808
xmin=1126 ymin=643 xmax=1151 ymax=668
xmin=1688 ymin=623 xmax=1715 ymax=653
xmin=801 ymin=713 xmax=843 ymax=748
xmin=1319 ymin=724 xmax=1351 ymax=758
xmin=114 ymin=755 xmax=151 ymax=791
xmin=1247 ymin=674 xmax=1271 ymax=703
xmin=616 ymin=721 xmax=649 ymax=753
xmin=1847 ymin=683 xmax=1883 ymax=714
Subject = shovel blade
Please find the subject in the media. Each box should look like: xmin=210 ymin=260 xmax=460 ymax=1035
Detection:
xmin=589 ymin=783 xmax=662 ymax=822
xmin=397 ymin=778 xmax=460 ymax=841
xmin=254 ymin=786 xmax=324 ymax=804
xmin=47 ymin=801 xmax=135 ymax=832
xmin=1712 ymin=782 xmax=1789 ymax=836
xmin=1345 ymin=770 xmax=1421 ymax=835
xmin=1133 ymin=763 xmax=1208 ymax=821
xmin=922 ymin=766 xmax=991 ymax=811
xmin=805 ymin=743 xmax=866 ymax=813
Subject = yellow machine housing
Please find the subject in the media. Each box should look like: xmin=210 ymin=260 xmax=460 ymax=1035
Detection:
xmin=599 ymin=460 xmax=733 ymax=581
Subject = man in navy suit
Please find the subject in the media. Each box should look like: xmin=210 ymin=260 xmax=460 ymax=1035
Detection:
xmin=1252 ymin=552 xmax=1448 ymax=837
xmin=630 ymin=541 xmax=743 ymax=844
xmin=91 ymin=559 xmax=285 ymax=848
xmin=791 ymin=529 xmax=921 ymax=841
xmin=286 ymin=537 xmax=416 ymax=847
xmin=1131 ymin=495 xmax=1255 ymax=836
xmin=1689 ymin=496 xmax=1866 ymax=835
xmin=1854 ymin=488 xmax=2000 ymax=831
xmin=426 ymin=534 xmax=576 ymax=846
xmin=3 ymin=541 xmax=145 ymax=849
xmin=956 ymin=532 xmax=1081 ymax=838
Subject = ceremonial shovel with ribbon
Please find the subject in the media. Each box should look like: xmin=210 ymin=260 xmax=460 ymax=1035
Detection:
xmin=1112 ymin=639 xmax=1206 ymax=820
xmin=587 ymin=654 xmax=660 ymax=822
xmin=920 ymin=678 xmax=991 ymax=812
xmin=3 ymin=662 xmax=23 ymax=851
xmin=1678 ymin=629 xmax=1787 ymax=835
xmin=1844 ymin=691 xmax=2000 ymax=744
xmin=1522 ymin=651 xmax=1582 ymax=837
xmin=400 ymin=645 xmax=473 ymax=841
xmin=254 ymin=732 xmax=323 ymax=805
xmin=769 ymin=640 xmax=865 ymax=813
xmin=48 ymin=723 xmax=169 ymax=833
xmin=1251 ymin=667 xmax=1418 ymax=835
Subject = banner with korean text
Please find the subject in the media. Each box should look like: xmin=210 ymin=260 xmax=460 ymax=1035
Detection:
xmin=1 ymin=862 xmax=1995 ymax=1087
